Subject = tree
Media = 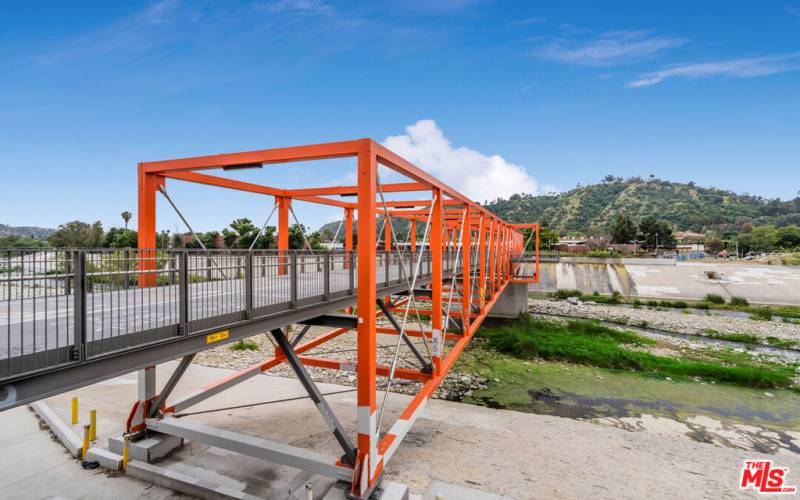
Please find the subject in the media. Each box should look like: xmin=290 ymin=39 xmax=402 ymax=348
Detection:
xmin=156 ymin=230 xmax=171 ymax=249
xmin=0 ymin=235 xmax=47 ymax=248
xmin=609 ymin=214 xmax=637 ymax=244
xmin=704 ymin=238 xmax=725 ymax=255
xmin=121 ymin=211 xmax=132 ymax=230
xmin=638 ymin=216 xmax=676 ymax=250
xmin=777 ymin=225 xmax=800 ymax=250
xmin=539 ymin=226 xmax=560 ymax=251
xmin=221 ymin=218 xmax=275 ymax=249
xmin=104 ymin=227 xmax=138 ymax=248
xmin=289 ymin=223 xmax=308 ymax=249
xmin=749 ymin=225 xmax=778 ymax=253
xmin=49 ymin=220 xmax=104 ymax=248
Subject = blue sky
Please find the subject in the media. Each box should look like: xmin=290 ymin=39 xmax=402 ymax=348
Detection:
xmin=1 ymin=0 xmax=799 ymax=233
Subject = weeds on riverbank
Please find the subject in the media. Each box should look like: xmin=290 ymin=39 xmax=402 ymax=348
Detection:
xmin=478 ymin=317 xmax=798 ymax=390
xmin=558 ymin=291 xmax=800 ymax=321
xmin=230 ymin=340 xmax=259 ymax=351
xmin=701 ymin=329 xmax=765 ymax=345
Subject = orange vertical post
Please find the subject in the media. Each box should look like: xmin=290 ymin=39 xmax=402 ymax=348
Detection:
xmin=478 ymin=216 xmax=486 ymax=312
xmin=344 ymin=207 xmax=354 ymax=252
xmin=277 ymin=196 xmax=290 ymax=275
xmin=383 ymin=215 xmax=392 ymax=304
xmin=535 ymin=224 xmax=540 ymax=283
xmin=494 ymin=223 xmax=501 ymax=293
xmin=461 ymin=205 xmax=471 ymax=332
xmin=344 ymin=207 xmax=354 ymax=270
xmin=137 ymin=165 xmax=162 ymax=288
xmin=409 ymin=219 xmax=416 ymax=254
xmin=430 ymin=188 xmax=443 ymax=375
xmin=355 ymin=147 xmax=378 ymax=495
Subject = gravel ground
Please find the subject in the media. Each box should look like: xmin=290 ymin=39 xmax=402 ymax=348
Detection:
xmin=530 ymin=298 xmax=800 ymax=344
xmin=194 ymin=320 xmax=487 ymax=400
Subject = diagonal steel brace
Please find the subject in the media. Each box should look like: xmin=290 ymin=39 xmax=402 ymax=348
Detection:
xmin=270 ymin=329 xmax=357 ymax=465
xmin=376 ymin=299 xmax=432 ymax=374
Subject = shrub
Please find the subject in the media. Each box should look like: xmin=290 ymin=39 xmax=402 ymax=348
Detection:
xmin=704 ymin=293 xmax=725 ymax=305
xmin=670 ymin=301 xmax=688 ymax=309
xmin=750 ymin=307 xmax=773 ymax=321
xmin=730 ymin=296 xmax=749 ymax=307
xmin=646 ymin=300 xmax=659 ymax=307
xmin=555 ymin=289 xmax=582 ymax=299
xmin=766 ymin=336 xmax=798 ymax=348
xmin=694 ymin=302 xmax=710 ymax=310
xmin=230 ymin=340 xmax=259 ymax=351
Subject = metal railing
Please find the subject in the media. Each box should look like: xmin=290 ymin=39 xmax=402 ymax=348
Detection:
xmin=1 ymin=248 xmax=434 ymax=381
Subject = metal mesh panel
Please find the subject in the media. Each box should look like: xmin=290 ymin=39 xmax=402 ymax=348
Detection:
xmin=1 ymin=249 xmax=74 ymax=376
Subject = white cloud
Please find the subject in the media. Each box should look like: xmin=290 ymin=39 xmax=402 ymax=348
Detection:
xmin=383 ymin=120 xmax=553 ymax=202
xmin=533 ymin=30 xmax=687 ymax=66
xmin=628 ymin=53 xmax=800 ymax=87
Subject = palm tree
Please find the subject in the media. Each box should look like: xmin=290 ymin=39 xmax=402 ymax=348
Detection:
xmin=121 ymin=211 xmax=132 ymax=230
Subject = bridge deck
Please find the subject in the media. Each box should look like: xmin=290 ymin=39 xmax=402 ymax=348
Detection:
xmin=0 ymin=248 xmax=476 ymax=408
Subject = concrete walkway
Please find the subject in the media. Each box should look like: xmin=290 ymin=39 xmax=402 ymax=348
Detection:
xmin=0 ymin=405 xmax=177 ymax=499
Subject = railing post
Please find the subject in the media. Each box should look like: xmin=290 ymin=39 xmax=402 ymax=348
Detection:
xmin=290 ymin=252 xmax=298 ymax=308
xmin=124 ymin=248 xmax=131 ymax=289
xmin=65 ymin=250 xmax=73 ymax=295
xmin=245 ymin=252 xmax=253 ymax=319
xmin=72 ymin=251 xmax=86 ymax=362
xmin=179 ymin=251 xmax=189 ymax=335
xmin=323 ymin=253 xmax=331 ymax=300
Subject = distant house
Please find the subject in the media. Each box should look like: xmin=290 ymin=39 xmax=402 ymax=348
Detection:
xmin=608 ymin=243 xmax=638 ymax=253
xmin=555 ymin=239 xmax=589 ymax=253
xmin=676 ymin=243 xmax=704 ymax=253
xmin=675 ymin=231 xmax=705 ymax=253
xmin=675 ymin=231 xmax=705 ymax=243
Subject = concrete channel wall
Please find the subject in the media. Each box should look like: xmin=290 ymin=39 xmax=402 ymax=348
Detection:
xmin=529 ymin=259 xmax=800 ymax=305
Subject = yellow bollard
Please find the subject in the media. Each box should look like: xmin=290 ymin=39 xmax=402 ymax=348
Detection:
xmin=71 ymin=397 xmax=78 ymax=425
xmin=89 ymin=410 xmax=97 ymax=441
xmin=122 ymin=435 xmax=130 ymax=470
xmin=82 ymin=424 xmax=90 ymax=460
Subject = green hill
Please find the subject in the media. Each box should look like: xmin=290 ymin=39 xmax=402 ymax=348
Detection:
xmin=483 ymin=177 xmax=800 ymax=236
xmin=0 ymin=223 xmax=54 ymax=240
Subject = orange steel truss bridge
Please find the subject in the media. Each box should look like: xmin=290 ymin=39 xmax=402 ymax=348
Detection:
xmin=0 ymin=139 xmax=538 ymax=498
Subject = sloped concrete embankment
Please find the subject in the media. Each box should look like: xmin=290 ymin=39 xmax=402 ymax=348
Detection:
xmin=529 ymin=260 xmax=800 ymax=305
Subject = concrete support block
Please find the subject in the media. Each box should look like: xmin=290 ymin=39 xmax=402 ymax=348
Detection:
xmin=109 ymin=432 xmax=183 ymax=463
xmin=30 ymin=401 xmax=83 ymax=458
xmin=85 ymin=447 xmax=124 ymax=470
xmin=322 ymin=480 xmax=409 ymax=500
xmin=126 ymin=460 xmax=257 ymax=500
xmin=380 ymin=481 xmax=410 ymax=500
xmin=487 ymin=282 xmax=528 ymax=319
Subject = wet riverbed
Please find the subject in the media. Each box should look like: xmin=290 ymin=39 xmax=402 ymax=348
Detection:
xmin=453 ymin=350 xmax=800 ymax=453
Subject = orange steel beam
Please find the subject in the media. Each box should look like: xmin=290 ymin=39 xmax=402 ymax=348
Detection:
xmin=285 ymin=182 xmax=426 ymax=197
xmin=141 ymin=139 xmax=368 ymax=173
xmin=162 ymin=171 xmax=354 ymax=209
xmin=298 ymin=357 xmax=431 ymax=382
xmin=376 ymin=199 xmax=463 ymax=208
